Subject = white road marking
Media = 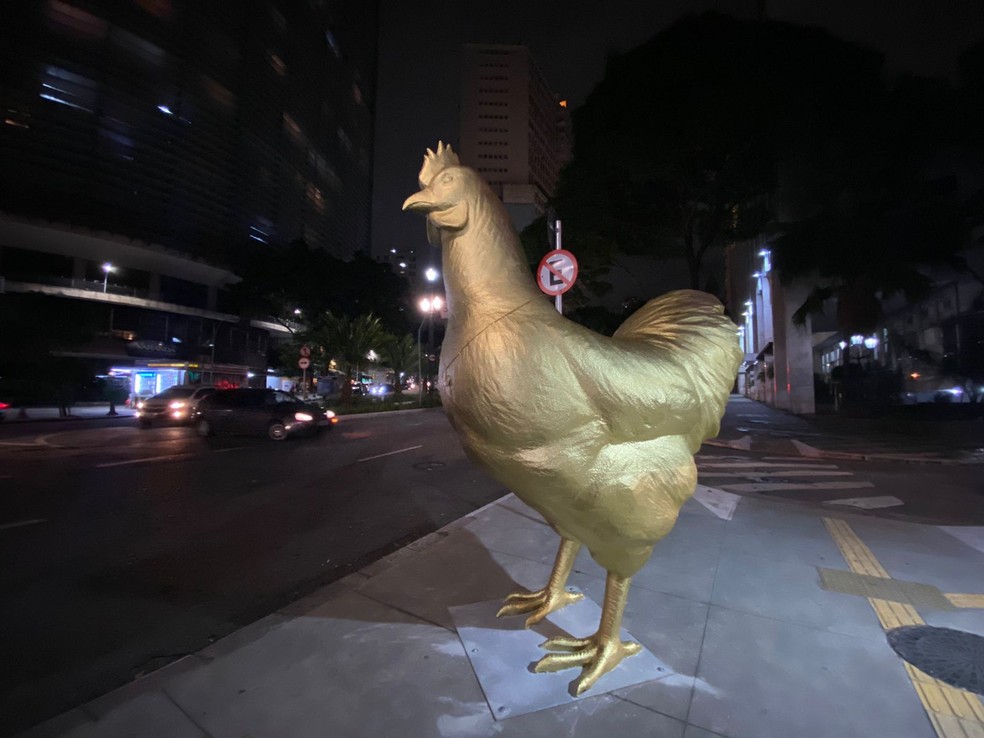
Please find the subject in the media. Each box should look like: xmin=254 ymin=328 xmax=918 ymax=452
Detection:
xmin=357 ymin=445 xmax=423 ymax=463
xmin=692 ymin=484 xmax=741 ymax=520
xmin=698 ymin=462 xmax=839 ymax=469
xmin=720 ymin=480 xmax=875 ymax=493
xmin=0 ymin=518 xmax=46 ymax=531
xmin=96 ymin=453 xmax=195 ymax=468
xmin=762 ymin=456 xmax=841 ymax=463
xmin=823 ymin=496 xmax=904 ymax=509
xmin=704 ymin=435 xmax=752 ymax=450
xmin=791 ymin=440 xmax=827 ymax=458
xmin=699 ymin=470 xmax=853 ymax=478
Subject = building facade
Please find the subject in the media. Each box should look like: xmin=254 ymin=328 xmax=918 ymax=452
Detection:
xmin=458 ymin=43 xmax=571 ymax=233
xmin=0 ymin=0 xmax=377 ymax=396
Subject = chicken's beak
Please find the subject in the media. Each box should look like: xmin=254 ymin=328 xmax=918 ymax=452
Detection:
xmin=402 ymin=190 xmax=435 ymax=213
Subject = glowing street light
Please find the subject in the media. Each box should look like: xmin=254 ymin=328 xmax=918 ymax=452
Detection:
xmin=417 ymin=294 xmax=444 ymax=406
xmin=424 ymin=267 xmax=439 ymax=282
xmin=102 ymin=262 xmax=116 ymax=292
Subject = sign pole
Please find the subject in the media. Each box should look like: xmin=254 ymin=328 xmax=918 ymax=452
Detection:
xmin=554 ymin=219 xmax=563 ymax=314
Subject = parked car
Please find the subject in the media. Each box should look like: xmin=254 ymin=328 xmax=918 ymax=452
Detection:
xmin=136 ymin=385 xmax=217 ymax=427
xmin=193 ymin=388 xmax=337 ymax=440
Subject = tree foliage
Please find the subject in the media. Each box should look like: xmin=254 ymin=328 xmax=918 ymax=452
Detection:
xmin=772 ymin=73 xmax=970 ymax=334
xmin=304 ymin=312 xmax=385 ymax=401
xmin=552 ymin=12 xmax=884 ymax=290
xmin=232 ymin=240 xmax=413 ymax=335
xmin=377 ymin=333 xmax=419 ymax=395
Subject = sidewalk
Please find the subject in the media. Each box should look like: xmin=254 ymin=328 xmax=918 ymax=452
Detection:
xmin=1 ymin=404 xmax=135 ymax=422
xmin=19 ymin=488 xmax=984 ymax=738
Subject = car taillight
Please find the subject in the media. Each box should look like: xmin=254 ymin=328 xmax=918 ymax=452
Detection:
xmin=0 ymin=403 xmax=9 ymax=410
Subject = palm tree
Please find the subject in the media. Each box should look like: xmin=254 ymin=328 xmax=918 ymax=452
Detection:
xmin=378 ymin=333 xmax=418 ymax=397
xmin=308 ymin=312 xmax=385 ymax=402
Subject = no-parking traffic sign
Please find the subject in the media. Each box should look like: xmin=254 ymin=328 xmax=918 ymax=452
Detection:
xmin=537 ymin=249 xmax=578 ymax=296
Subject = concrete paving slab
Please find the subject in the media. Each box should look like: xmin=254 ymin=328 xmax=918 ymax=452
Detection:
xmin=857 ymin=543 xmax=984 ymax=595
xmin=847 ymin=516 xmax=982 ymax=559
xmin=689 ymin=606 xmax=935 ymax=738
xmin=722 ymin=508 xmax=846 ymax=568
xmin=711 ymin=552 xmax=885 ymax=639
xmin=692 ymin=485 xmax=742 ymax=520
xmin=684 ymin=725 xmax=730 ymax=738
xmin=165 ymin=590 xmax=488 ymax=738
xmin=461 ymin=502 xmax=559 ymax=565
xmin=490 ymin=695 xmax=687 ymax=738
xmin=626 ymin=516 xmax=727 ymax=603
xmin=61 ymin=692 xmax=205 ymax=738
xmin=938 ymin=526 xmax=984 ymax=555
xmin=450 ymin=592 xmax=672 ymax=719
xmin=355 ymin=531 xmax=556 ymax=629
xmin=920 ymin=608 xmax=984 ymax=639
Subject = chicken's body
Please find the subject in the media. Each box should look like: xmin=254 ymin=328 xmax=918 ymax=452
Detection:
xmin=404 ymin=143 xmax=742 ymax=694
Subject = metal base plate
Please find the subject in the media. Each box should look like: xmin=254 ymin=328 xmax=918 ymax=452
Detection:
xmin=449 ymin=588 xmax=673 ymax=720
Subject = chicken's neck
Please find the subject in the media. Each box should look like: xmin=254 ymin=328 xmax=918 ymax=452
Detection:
xmin=441 ymin=205 xmax=543 ymax=325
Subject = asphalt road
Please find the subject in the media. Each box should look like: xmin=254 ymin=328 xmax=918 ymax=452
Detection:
xmin=1 ymin=404 xmax=982 ymax=734
xmin=0 ymin=409 xmax=507 ymax=736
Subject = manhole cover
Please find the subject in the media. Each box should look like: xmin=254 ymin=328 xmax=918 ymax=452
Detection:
xmin=887 ymin=626 xmax=984 ymax=695
xmin=412 ymin=461 xmax=446 ymax=471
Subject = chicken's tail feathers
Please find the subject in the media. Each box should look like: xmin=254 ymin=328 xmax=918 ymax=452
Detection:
xmin=614 ymin=290 xmax=744 ymax=447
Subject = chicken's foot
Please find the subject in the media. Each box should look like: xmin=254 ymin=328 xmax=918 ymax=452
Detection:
xmin=534 ymin=571 xmax=641 ymax=696
xmin=496 ymin=537 xmax=583 ymax=627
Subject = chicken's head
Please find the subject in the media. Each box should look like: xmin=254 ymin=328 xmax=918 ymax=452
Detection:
xmin=402 ymin=142 xmax=480 ymax=244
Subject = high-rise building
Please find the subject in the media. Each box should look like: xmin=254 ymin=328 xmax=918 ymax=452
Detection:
xmin=0 ymin=0 xmax=378 ymax=391
xmin=459 ymin=43 xmax=571 ymax=233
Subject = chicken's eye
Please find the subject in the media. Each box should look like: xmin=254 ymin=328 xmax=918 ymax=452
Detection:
xmin=441 ymin=173 xmax=454 ymax=185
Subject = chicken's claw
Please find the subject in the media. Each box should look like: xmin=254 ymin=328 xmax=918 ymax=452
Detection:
xmin=535 ymin=633 xmax=642 ymax=696
xmin=495 ymin=587 xmax=584 ymax=627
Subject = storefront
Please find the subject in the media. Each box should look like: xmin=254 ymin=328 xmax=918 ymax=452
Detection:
xmin=108 ymin=361 xmax=250 ymax=401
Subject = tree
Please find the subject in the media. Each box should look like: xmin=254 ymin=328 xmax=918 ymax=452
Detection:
xmin=377 ymin=333 xmax=418 ymax=396
xmin=306 ymin=312 xmax=385 ymax=402
xmin=771 ymin=75 xmax=969 ymax=335
xmin=552 ymin=12 xmax=883 ymax=290
xmin=231 ymin=241 xmax=414 ymax=336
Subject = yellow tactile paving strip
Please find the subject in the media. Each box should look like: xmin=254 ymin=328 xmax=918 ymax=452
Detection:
xmin=822 ymin=517 xmax=984 ymax=738
xmin=947 ymin=594 xmax=984 ymax=609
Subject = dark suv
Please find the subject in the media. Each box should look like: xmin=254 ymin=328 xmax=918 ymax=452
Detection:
xmin=193 ymin=389 xmax=336 ymax=440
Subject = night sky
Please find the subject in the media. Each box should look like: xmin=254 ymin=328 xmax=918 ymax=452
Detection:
xmin=371 ymin=0 xmax=984 ymax=297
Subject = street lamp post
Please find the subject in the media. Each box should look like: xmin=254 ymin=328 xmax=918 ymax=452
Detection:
xmin=102 ymin=262 xmax=115 ymax=292
xmin=417 ymin=294 xmax=443 ymax=406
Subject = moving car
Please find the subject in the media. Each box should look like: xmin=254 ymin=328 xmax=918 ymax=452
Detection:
xmin=136 ymin=385 xmax=217 ymax=427
xmin=193 ymin=388 xmax=337 ymax=440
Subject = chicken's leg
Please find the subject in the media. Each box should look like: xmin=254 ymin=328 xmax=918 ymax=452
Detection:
xmin=533 ymin=571 xmax=641 ymax=696
xmin=496 ymin=537 xmax=583 ymax=627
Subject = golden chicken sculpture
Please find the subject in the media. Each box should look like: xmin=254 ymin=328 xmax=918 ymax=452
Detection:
xmin=403 ymin=142 xmax=743 ymax=696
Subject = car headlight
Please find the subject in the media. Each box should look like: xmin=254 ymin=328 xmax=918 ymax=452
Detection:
xmin=169 ymin=400 xmax=186 ymax=409
xmin=324 ymin=410 xmax=336 ymax=418
xmin=294 ymin=412 xmax=314 ymax=422
xmin=137 ymin=400 xmax=145 ymax=409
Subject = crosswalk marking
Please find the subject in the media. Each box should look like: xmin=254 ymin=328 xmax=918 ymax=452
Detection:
xmin=697 ymin=461 xmax=839 ymax=469
xmin=699 ymin=470 xmax=853 ymax=478
xmin=720 ymin=480 xmax=876 ymax=493
xmin=694 ymin=454 xmax=887 ymax=502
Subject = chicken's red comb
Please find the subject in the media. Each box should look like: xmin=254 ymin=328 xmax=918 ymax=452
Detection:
xmin=418 ymin=141 xmax=460 ymax=188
